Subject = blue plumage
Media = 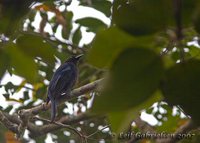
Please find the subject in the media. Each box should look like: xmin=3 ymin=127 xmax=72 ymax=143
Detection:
xmin=46 ymin=55 xmax=82 ymax=122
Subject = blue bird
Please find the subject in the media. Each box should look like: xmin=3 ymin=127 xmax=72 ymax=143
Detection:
xmin=46 ymin=54 xmax=83 ymax=122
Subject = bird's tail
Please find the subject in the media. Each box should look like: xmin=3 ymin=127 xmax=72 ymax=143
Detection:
xmin=46 ymin=96 xmax=50 ymax=105
xmin=50 ymin=99 xmax=57 ymax=122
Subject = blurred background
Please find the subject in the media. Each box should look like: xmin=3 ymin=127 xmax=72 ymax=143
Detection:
xmin=0 ymin=0 xmax=200 ymax=143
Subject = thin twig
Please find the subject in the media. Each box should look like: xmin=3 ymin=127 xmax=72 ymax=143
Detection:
xmin=174 ymin=0 xmax=182 ymax=40
xmin=33 ymin=116 xmax=85 ymax=143
xmin=174 ymin=0 xmax=185 ymax=61
xmin=86 ymin=124 xmax=110 ymax=138
xmin=29 ymin=113 xmax=105 ymax=138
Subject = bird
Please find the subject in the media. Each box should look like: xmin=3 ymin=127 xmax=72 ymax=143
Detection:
xmin=46 ymin=54 xmax=83 ymax=122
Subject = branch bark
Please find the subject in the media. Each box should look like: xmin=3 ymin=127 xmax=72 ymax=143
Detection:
xmin=173 ymin=0 xmax=185 ymax=61
xmin=18 ymin=79 xmax=103 ymax=119
xmin=29 ymin=113 xmax=101 ymax=138
xmin=1 ymin=79 xmax=102 ymax=138
xmin=0 ymin=111 xmax=19 ymax=134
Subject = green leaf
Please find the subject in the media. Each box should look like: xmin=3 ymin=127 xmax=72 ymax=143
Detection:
xmin=0 ymin=0 xmax=33 ymax=35
xmin=4 ymin=106 xmax=13 ymax=113
xmin=4 ymin=42 xmax=38 ymax=83
xmin=87 ymin=27 xmax=154 ymax=68
xmin=0 ymin=49 xmax=8 ymax=78
xmin=52 ymin=24 xmax=59 ymax=33
xmin=4 ymin=82 xmax=16 ymax=92
xmin=108 ymin=91 xmax=163 ymax=133
xmin=75 ymin=17 xmax=107 ymax=33
xmin=79 ymin=0 xmax=112 ymax=17
xmin=92 ymin=48 xmax=164 ymax=112
xmin=193 ymin=3 xmax=200 ymax=34
xmin=156 ymin=113 xmax=182 ymax=133
xmin=15 ymin=80 xmax=27 ymax=93
xmin=34 ymin=85 xmax=46 ymax=100
xmin=161 ymin=59 xmax=200 ymax=126
xmin=165 ymin=0 xmax=198 ymax=27
xmin=178 ymin=130 xmax=200 ymax=143
xmin=112 ymin=0 xmax=168 ymax=36
xmin=187 ymin=45 xmax=200 ymax=59
xmin=72 ymin=26 xmax=82 ymax=45
xmin=3 ymin=93 xmax=10 ymax=100
xmin=23 ymin=91 xmax=29 ymax=100
xmin=62 ymin=11 xmax=73 ymax=39
xmin=181 ymin=0 xmax=198 ymax=27
xmin=146 ymin=107 xmax=154 ymax=114
xmin=16 ymin=34 xmax=56 ymax=64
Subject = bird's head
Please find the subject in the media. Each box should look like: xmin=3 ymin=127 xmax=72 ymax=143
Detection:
xmin=65 ymin=54 xmax=83 ymax=64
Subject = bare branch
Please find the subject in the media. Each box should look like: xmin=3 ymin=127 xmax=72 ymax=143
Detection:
xmin=86 ymin=124 xmax=110 ymax=138
xmin=33 ymin=116 xmax=85 ymax=143
xmin=0 ymin=79 xmax=102 ymax=139
xmin=11 ymin=79 xmax=101 ymax=139
xmin=173 ymin=0 xmax=185 ymax=61
xmin=18 ymin=79 xmax=102 ymax=119
xmin=29 ymin=113 xmax=103 ymax=138
xmin=3 ymin=113 xmax=21 ymax=125
xmin=0 ymin=111 xmax=19 ymax=134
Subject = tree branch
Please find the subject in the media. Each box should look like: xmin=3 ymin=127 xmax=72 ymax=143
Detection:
xmin=28 ymin=113 xmax=104 ymax=138
xmin=32 ymin=116 xmax=85 ymax=143
xmin=0 ymin=79 xmax=102 ymax=139
xmin=173 ymin=0 xmax=185 ymax=61
xmin=14 ymin=79 xmax=102 ymax=138
xmin=0 ymin=111 xmax=19 ymax=134
xmin=174 ymin=0 xmax=182 ymax=40
xmin=86 ymin=124 xmax=110 ymax=138
xmin=18 ymin=79 xmax=102 ymax=118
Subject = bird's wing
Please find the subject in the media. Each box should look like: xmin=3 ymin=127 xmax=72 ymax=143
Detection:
xmin=49 ymin=64 xmax=76 ymax=95
xmin=52 ymin=66 xmax=70 ymax=87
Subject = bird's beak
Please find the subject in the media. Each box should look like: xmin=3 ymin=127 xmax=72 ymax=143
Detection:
xmin=75 ymin=54 xmax=83 ymax=60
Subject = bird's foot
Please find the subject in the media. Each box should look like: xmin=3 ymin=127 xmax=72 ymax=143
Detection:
xmin=42 ymin=102 xmax=49 ymax=111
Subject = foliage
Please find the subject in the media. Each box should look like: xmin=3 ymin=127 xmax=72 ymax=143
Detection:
xmin=0 ymin=0 xmax=200 ymax=143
